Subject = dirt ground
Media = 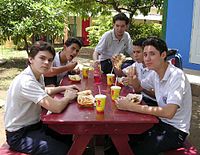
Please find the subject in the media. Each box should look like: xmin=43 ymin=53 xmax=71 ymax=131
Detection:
xmin=0 ymin=53 xmax=199 ymax=152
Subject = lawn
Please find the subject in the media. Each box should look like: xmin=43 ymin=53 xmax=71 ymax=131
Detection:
xmin=0 ymin=46 xmax=64 ymax=101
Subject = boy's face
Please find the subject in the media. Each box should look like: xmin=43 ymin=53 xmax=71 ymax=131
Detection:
xmin=29 ymin=51 xmax=54 ymax=75
xmin=143 ymin=45 xmax=166 ymax=71
xmin=113 ymin=20 xmax=127 ymax=38
xmin=63 ymin=43 xmax=81 ymax=61
xmin=133 ymin=45 xmax=143 ymax=63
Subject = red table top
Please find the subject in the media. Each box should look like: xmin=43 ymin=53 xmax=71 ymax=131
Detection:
xmin=41 ymin=72 xmax=158 ymax=135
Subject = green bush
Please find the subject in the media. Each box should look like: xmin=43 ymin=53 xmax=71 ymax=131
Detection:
xmin=86 ymin=15 xmax=112 ymax=47
xmin=86 ymin=15 xmax=162 ymax=46
xmin=129 ymin=23 xmax=162 ymax=42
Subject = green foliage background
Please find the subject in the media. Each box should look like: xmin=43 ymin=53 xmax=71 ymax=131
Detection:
xmin=86 ymin=15 xmax=162 ymax=47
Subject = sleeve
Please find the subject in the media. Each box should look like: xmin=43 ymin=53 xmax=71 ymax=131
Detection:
xmin=94 ymin=32 xmax=109 ymax=54
xmin=166 ymin=73 xmax=186 ymax=106
xmin=20 ymin=79 xmax=48 ymax=104
xmin=126 ymin=32 xmax=133 ymax=55
xmin=141 ymin=72 xmax=155 ymax=90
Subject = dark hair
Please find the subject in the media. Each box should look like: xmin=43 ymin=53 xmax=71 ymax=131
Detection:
xmin=113 ymin=13 xmax=129 ymax=25
xmin=142 ymin=37 xmax=168 ymax=60
xmin=133 ymin=38 xmax=146 ymax=47
xmin=28 ymin=41 xmax=55 ymax=64
xmin=64 ymin=37 xmax=83 ymax=49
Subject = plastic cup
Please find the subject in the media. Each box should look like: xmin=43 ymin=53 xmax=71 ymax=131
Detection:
xmin=95 ymin=94 xmax=106 ymax=113
xmin=111 ymin=86 xmax=121 ymax=100
xmin=94 ymin=73 xmax=101 ymax=84
xmin=82 ymin=66 xmax=89 ymax=78
xmin=106 ymin=73 xmax=115 ymax=86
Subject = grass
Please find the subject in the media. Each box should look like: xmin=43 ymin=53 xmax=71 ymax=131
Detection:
xmin=0 ymin=46 xmax=64 ymax=101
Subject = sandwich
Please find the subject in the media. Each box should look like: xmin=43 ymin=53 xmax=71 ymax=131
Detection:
xmin=77 ymin=90 xmax=95 ymax=107
xmin=68 ymin=74 xmax=81 ymax=81
xmin=113 ymin=53 xmax=126 ymax=69
xmin=126 ymin=93 xmax=142 ymax=105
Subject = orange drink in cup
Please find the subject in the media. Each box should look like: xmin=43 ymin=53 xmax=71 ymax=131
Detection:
xmin=106 ymin=73 xmax=115 ymax=85
xmin=82 ymin=66 xmax=89 ymax=78
xmin=111 ymin=86 xmax=121 ymax=100
xmin=95 ymin=94 xmax=106 ymax=113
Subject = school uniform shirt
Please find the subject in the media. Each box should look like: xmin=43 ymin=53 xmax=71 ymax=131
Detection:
xmin=4 ymin=66 xmax=48 ymax=132
xmin=53 ymin=52 xmax=69 ymax=84
xmin=122 ymin=62 xmax=156 ymax=101
xmin=141 ymin=63 xmax=192 ymax=134
xmin=95 ymin=29 xmax=133 ymax=61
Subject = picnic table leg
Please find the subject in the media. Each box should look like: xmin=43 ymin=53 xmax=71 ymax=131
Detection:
xmin=110 ymin=134 xmax=134 ymax=155
xmin=67 ymin=134 xmax=93 ymax=155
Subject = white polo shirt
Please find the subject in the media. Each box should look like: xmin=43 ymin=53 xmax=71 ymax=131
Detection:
xmin=4 ymin=66 xmax=48 ymax=132
xmin=95 ymin=29 xmax=133 ymax=61
xmin=141 ymin=63 xmax=192 ymax=134
xmin=53 ymin=52 xmax=69 ymax=83
xmin=123 ymin=62 xmax=156 ymax=101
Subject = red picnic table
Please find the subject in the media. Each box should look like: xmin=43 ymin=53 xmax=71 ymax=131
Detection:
xmin=41 ymin=71 xmax=158 ymax=155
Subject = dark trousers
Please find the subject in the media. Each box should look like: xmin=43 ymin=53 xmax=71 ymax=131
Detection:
xmin=6 ymin=122 xmax=72 ymax=155
xmin=100 ymin=59 xmax=113 ymax=74
xmin=129 ymin=120 xmax=188 ymax=155
xmin=44 ymin=76 xmax=58 ymax=86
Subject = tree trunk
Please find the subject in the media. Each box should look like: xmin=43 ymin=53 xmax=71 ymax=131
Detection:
xmin=23 ymin=36 xmax=29 ymax=54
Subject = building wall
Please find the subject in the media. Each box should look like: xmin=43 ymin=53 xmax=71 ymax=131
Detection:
xmin=166 ymin=0 xmax=200 ymax=70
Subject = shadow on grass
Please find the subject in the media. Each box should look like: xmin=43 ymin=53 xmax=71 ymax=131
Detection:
xmin=0 ymin=58 xmax=27 ymax=70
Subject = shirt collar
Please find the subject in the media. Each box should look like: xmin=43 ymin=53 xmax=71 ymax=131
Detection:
xmin=111 ymin=29 xmax=125 ymax=41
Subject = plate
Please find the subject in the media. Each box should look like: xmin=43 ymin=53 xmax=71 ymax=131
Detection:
xmin=126 ymin=93 xmax=142 ymax=105
xmin=68 ymin=74 xmax=81 ymax=82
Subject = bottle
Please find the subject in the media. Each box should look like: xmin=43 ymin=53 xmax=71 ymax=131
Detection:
xmin=94 ymin=64 xmax=102 ymax=84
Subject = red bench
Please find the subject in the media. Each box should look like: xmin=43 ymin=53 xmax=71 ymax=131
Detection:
xmin=164 ymin=140 xmax=200 ymax=155
xmin=0 ymin=143 xmax=29 ymax=155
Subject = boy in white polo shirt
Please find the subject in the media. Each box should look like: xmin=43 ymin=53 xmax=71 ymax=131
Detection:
xmin=44 ymin=37 xmax=82 ymax=86
xmin=116 ymin=37 xmax=192 ymax=155
xmin=115 ymin=38 xmax=157 ymax=106
xmin=4 ymin=41 xmax=79 ymax=155
xmin=93 ymin=13 xmax=133 ymax=74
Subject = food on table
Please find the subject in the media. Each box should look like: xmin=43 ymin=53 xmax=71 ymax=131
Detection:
xmin=68 ymin=74 xmax=81 ymax=81
xmin=77 ymin=90 xmax=95 ymax=107
xmin=113 ymin=53 xmax=126 ymax=69
xmin=125 ymin=93 xmax=142 ymax=105
xmin=117 ymin=77 xmax=125 ymax=85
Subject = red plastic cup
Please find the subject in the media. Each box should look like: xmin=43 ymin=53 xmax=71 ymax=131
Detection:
xmin=94 ymin=74 xmax=101 ymax=84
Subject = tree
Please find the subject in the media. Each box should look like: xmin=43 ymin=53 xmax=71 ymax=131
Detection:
xmin=66 ymin=0 xmax=164 ymax=23
xmin=0 ymin=0 xmax=67 ymax=52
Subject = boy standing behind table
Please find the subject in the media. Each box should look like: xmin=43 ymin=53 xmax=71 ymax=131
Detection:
xmin=44 ymin=37 xmax=83 ymax=86
xmin=116 ymin=37 xmax=192 ymax=155
xmin=93 ymin=13 xmax=133 ymax=74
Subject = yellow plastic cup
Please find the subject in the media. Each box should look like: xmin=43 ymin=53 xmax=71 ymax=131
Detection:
xmin=95 ymin=94 xmax=106 ymax=113
xmin=106 ymin=73 xmax=115 ymax=85
xmin=111 ymin=86 xmax=121 ymax=100
xmin=82 ymin=66 xmax=89 ymax=78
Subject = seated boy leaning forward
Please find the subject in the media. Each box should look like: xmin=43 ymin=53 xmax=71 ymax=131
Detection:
xmin=93 ymin=13 xmax=133 ymax=74
xmin=114 ymin=38 xmax=157 ymax=106
xmin=4 ymin=41 xmax=80 ymax=155
xmin=115 ymin=37 xmax=192 ymax=155
xmin=44 ymin=37 xmax=83 ymax=86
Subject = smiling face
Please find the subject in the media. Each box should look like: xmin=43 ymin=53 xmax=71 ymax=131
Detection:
xmin=61 ymin=43 xmax=81 ymax=62
xmin=143 ymin=45 xmax=166 ymax=71
xmin=113 ymin=20 xmax=128 ymax=39
xmin=29 ymin=51 xmax=54 ymax=78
